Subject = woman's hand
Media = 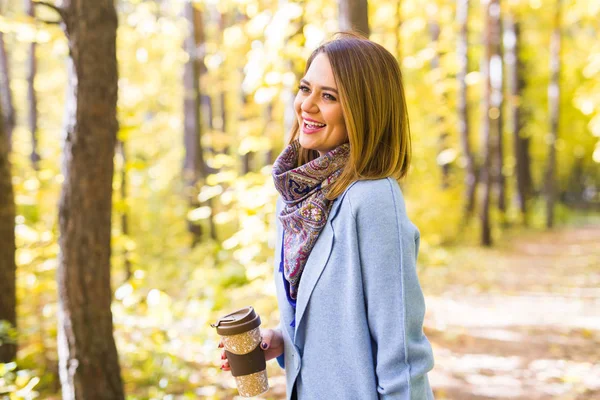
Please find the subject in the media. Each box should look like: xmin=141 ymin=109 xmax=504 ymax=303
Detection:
xmin=219 ymin=328 xmax=284 ymax=372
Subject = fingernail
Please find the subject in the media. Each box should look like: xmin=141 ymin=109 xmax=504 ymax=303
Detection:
xmin=221 ymin=354 xmax=226 ymax=360
xmin=261 ymin=342 xmax=268 ymax=349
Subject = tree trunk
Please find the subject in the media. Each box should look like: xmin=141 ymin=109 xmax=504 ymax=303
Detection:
xmin=428 ymin=10 xmax=451 ymax=189
xmin=264 ymin=103 xmax=273 ymax=165
xmin=239 ymin=92 xmax=253 ymax=175
xmin=220 ymin=91 xmax=231 ymax=154
xmin=220 ymin=91 xmax=227 ymax=135
xmin=183 ymin=1 xmax=215 ymax=244
xmin=201 ymin=94 xmax=219 ymax=175
xmin=54 ymin=0 xmax=124 ymax=398
xmin=183 ymin=1 xmax=206 ymax=185
xmin=489 ymin=0 xmax=505 ymax=218
xmin=25 ymin=0 xmax=41 ymax=169
xmin=479 ymin=0 xmax=495 ymax=246
xmin=545 ymin=0 xmax=562 ymax=229
xmin=117 ymin=140 xmax=131 ymax=281
xmin=0 ymin=90 xmax=17 ymax=363
xmin=201 ymin=94 xmax=216 ymax=162
xmin=505 ymin=13 xmax=531 ymax=223
xmin=241 ymin=150 xmax=252 ymax=174
xmin=338 ymin=0 xmax=369 ymax=37
xmin=457 ymin=0 xmax=477 ymax=218
xmin=565 ymin=157 xmax=584 ymax=204
xmin=0 ymin=32 xmax=16 ymax=148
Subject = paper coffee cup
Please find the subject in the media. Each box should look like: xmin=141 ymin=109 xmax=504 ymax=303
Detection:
xmin=211 ymin=306 xmax=269 ymax=397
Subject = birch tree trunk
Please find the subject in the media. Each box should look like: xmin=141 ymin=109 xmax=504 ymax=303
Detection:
xmin=0 ymin=91 xmax=17 ymax=363
xmin=457 ymin=0 xmax=477 ymax=218
xmin=50 ymin=0 xmax=125 ymax=398
xmin=489 ymin=0 xmax=505 ymax=218
xmin=479 ymin=0 xmax=495 ymax=246
xmin=505 ymin=13 xmax=532 ymax=223
xmin=545 ymin=0 xmax=562 ymax=229
xmin=25 ymin=0 xmax=40 ymax=169
xmin=338 ymin=0 xmax=369 ymax=36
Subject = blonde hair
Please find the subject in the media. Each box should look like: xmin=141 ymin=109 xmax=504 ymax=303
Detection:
xmin=288 ymin=32 xmax=411 ymax=200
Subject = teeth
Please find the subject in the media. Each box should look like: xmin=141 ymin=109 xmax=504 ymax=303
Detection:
xmin=305 ymin=121 xmax=325 ymax=128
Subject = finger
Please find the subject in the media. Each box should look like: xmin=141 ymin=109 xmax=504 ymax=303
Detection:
xmin=218 ymin=340 xmax=223 ymax=348
xmin=260 ymin=329 xmax=273 ymax=350
xmin=221 ymin=351 xmax=226 ymax=360
xmin=221 ymin=360 xmax=230 ymax=370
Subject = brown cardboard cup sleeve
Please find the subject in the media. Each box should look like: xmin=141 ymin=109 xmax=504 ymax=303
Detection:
xmin=225 ymin=345 xmax=266 ymax=377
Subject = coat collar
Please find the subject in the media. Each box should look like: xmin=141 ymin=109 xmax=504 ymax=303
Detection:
xmin=293 ymin=182 xmax=357 ymax=341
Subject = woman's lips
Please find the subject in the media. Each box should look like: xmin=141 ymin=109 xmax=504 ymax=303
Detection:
xmin=302 ymin=121 xmax=326 ymax=134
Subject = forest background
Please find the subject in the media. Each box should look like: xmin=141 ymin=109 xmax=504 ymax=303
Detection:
xmin=0 ymin=0 xmax=599 ymax=399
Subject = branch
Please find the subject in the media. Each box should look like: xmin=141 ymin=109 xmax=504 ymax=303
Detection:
xmin=34 ymin=1 xmax=65 ymax=21
xmin=37 ymin=19 xmax=62 ymax=25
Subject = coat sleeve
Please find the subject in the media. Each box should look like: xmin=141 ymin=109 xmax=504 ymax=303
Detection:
xmin=276 ymin=352 xmax=285 ymax=369
xmin=350 ymin=180 xmax=434 ymax=400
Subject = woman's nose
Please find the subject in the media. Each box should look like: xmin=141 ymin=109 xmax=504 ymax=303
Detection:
xmin=301 ymin=94 xmax=318 ymax=113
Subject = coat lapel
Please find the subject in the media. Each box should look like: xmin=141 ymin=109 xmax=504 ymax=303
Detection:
xmin=293 ymin=190 xmax=350 ymax=341
xmin=293 ymin=223 xmax=333 ymax=341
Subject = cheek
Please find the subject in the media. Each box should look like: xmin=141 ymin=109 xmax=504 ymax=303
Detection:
xmin=331 ymin=108 xmax=346 ymax=131
xmin=332 ymin=111 xmax=348 ymax=142
xmin=293 ymin=95 xmax=302 ymax=116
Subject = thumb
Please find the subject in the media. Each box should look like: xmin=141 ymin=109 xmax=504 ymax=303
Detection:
xmin=260 ymin=329 xmax=273 ymax=350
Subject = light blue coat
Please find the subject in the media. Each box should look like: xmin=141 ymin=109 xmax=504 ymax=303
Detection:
xmin=273 ymin=178 xmax=434 ymax=400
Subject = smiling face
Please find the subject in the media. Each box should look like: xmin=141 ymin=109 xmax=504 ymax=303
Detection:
xmin=294 ymin=53 xmax=348 ymax=157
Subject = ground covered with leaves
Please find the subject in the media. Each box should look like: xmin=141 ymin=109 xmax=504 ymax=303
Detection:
xmin=422 ymin=222 xmax=600 ymax=400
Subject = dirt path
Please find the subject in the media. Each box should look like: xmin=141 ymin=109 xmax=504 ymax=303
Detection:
xmin=423 ymin=224 xmax=600 ymax=399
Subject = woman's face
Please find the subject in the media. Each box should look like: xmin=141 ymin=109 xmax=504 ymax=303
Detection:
xmin=294 ymin=53 xmax=348 ymax=156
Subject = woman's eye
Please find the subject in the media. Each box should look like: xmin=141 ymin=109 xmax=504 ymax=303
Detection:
xmin=323 ymin=93 xmax=337 ymax=101
xmin=298 ymin=85 xmax=310 ymax=93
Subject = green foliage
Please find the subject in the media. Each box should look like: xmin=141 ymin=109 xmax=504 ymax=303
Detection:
xmin=0 ymin=322 xmax=17 ymax=347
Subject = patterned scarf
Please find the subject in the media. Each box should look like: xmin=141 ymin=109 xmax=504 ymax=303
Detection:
xmin=272 ymin=140 xmax=350 ymax=301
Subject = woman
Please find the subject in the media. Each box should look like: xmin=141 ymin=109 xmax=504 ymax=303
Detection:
xmin=220 ymin=33 xmax=435 ymax=399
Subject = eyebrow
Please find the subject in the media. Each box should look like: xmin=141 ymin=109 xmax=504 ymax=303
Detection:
xmin=300 ymin=79 xmax=338 ymax=94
